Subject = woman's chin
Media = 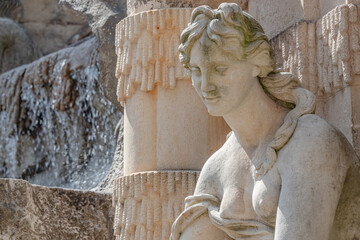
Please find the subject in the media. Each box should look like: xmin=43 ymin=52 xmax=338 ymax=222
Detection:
xmin=207 ymin=106 xmax=224 ymax=117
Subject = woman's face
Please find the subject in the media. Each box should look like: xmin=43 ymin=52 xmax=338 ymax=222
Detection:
xmin=189 ymin=35 xmax=259 ymax=116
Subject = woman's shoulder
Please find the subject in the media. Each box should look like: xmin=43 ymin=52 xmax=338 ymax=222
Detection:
xmin=194 ymin=132 xmax=248 ymax=195
xmin=278 ymin=114 xmax=356 ymax=173
xmin=294 ymin=114 xmax=350 ymax=145
xmin=199 ymin=133 xmax=236 ymax=175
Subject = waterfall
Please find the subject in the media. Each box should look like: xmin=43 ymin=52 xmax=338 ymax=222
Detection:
xmin=0 ymin=38 xmax=122 ymax=190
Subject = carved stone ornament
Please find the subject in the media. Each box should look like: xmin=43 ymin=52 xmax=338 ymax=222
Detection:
xmin=113 ymin=171 xmax=199 ymax=239
xmin=170 ymin=3 xmax=360 ymax=240
xmin=115 ymin=8 xmax=193 ymax=104
xmin=271 ymin=4 xmax=360 ymax=97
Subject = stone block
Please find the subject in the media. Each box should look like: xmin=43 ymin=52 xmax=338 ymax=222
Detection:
xmin=0 ymin=178 xmax=114 ymax=240
xmin=248 ymin=0 xmax=305 ymax=38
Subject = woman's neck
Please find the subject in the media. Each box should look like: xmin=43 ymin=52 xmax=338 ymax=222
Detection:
xmin=224 ymin=81 xmax=289 ymax=159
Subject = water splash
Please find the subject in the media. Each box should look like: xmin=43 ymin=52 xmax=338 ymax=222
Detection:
xmin=0 ymin=38 xmax=122 ymax=190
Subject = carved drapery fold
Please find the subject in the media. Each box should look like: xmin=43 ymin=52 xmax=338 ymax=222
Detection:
xmin=112 ymin=171 xmax=200 ymax=240
xmin=115 ymin=8 xmax=193 ymax=103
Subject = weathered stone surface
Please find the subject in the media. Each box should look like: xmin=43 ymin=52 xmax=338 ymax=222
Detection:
xmin=59 ymin=0 xmax=126 ymax=111
xmin=115 ymin=8 xmax=230 ymax=175
xmin=171 ymin=4 xmax=360 ymax=239
xmin=0 ymin=178 xmax=114 ymax=240
xmin=19 ymin=0 xmax=91 ymax=55
xmin=125 ymin=0 xmax=248 ymax=15
xmin=112 ymin=171 xmax=200 ymax=240
xmin=0 ymin=0 xmax=22 ymax=20
xmin=270 ymin=4 xmax=360 ymax=153
xmin=115 ymin=8 xmax=193 ymax=102
xmin=0 ymin=37 xmax=122 ymax=189
xmin=248 ymin=0 xmax=306 ymax=38
xmin=271 ymin=4 xmax=360 ymax=97
xmin=248 ymin=0 xmax=360 ymax=39
xmin=23 ymin=22 xmax=90 ymax=56
xmin=0 ymin=17 xmax=39 ymax=74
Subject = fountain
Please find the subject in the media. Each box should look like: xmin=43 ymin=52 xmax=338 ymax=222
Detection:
xmin=1 ymin=0 xmax=360 ymax=239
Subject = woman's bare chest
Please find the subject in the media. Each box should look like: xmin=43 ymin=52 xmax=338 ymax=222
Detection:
xmin=217 ymin=149 xmax=281 ymax=226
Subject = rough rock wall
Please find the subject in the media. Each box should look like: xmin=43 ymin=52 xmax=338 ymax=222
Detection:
xmin=59 ymin=0 xmax=127 ymax=111
xmin=0 ymin=17 xmax=39 ymax=74
xmin=0 ymin=0 xmax=22 ymax=20
xmin=0 ymin=178 xmax=114 ymax=240
xmin=0 ymin=0 xmax=40 ymax=74
xmin=0 ymin=37 xmax=122 ymax=190
xmin=18 ymin=0 xmax=91 ymax=56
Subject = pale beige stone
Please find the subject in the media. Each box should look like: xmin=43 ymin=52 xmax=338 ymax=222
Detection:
xmin=112 ymin=171 xmax=200 ymax=240
xmin=320 ymin=0 xmax=346 ymax=16
xmin=115 ymin=8 xmax=193 ymax=103
xmin=270 ymin=3 xmax=360 ymax=152
xmin=248 ymin=0 xmax=305 ymax=38
xmin=248 ymin=0 xmax=360 ymax=39
xmin=316 ymin=88 xmax=353 ymax=144
xmin=115 ymin=8 xmax=230 ymax=174
xmin=126 ymin=0 xmax=248 ymax=15
xmin=171 ymin=4 xmax=360 ymax=239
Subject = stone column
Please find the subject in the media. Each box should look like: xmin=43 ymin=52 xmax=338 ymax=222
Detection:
xmin=115 ymin=8 xmax=232 ymax=174
xmin=112 ymin=1 xmax=247 ymax=239
xmin=113 ymin=171 xmax=200 ymax=239
xmin=269 ymin=3 xmax=360 ymax=156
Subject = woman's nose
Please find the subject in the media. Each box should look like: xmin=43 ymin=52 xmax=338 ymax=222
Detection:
xmin=201 ymin=72 xmax=216 ymax=92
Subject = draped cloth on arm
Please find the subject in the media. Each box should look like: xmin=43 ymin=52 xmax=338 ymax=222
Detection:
xmin=170 ymin=194 xmax=274 ymax=240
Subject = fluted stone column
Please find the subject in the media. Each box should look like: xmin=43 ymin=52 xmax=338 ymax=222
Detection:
xmin=114 ymin=8 xmax=232 ymax=174
xmin=113 ymin=171 xmax=200 ymax=239
xmin=112 ymin=1 xmax=248 ymax=239
xmin=269 ymin=3 xmax=360 ymax=156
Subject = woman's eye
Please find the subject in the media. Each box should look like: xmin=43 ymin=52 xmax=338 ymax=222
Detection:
xmin=215 ymin=66 xmax=228 ymax=74
xmin=190 ymin=67 xmax=201 ymax=76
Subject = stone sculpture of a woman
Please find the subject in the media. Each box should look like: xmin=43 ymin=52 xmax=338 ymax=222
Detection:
xmin=171 ymin=3 xmax=360 ymax=240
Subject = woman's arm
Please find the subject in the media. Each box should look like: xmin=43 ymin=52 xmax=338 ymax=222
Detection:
xmin=179 ymin=214 xmax=232 ymax=240
xmin=274 ymin=119 xmax=350 ymax=239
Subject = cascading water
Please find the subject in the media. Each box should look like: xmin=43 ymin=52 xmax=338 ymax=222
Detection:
xmin=0 ymin=37 xmax=122 ymax=190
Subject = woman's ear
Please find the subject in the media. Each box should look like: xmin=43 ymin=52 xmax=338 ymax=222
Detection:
xmin=248 ymin=43 xmax=275 ymax=77
xmin=252 ymin=65 xmax=261 ymax=77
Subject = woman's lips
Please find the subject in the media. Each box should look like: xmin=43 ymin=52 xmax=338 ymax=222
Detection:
xmin=203 ymin=96 xmax=220 ymax=103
